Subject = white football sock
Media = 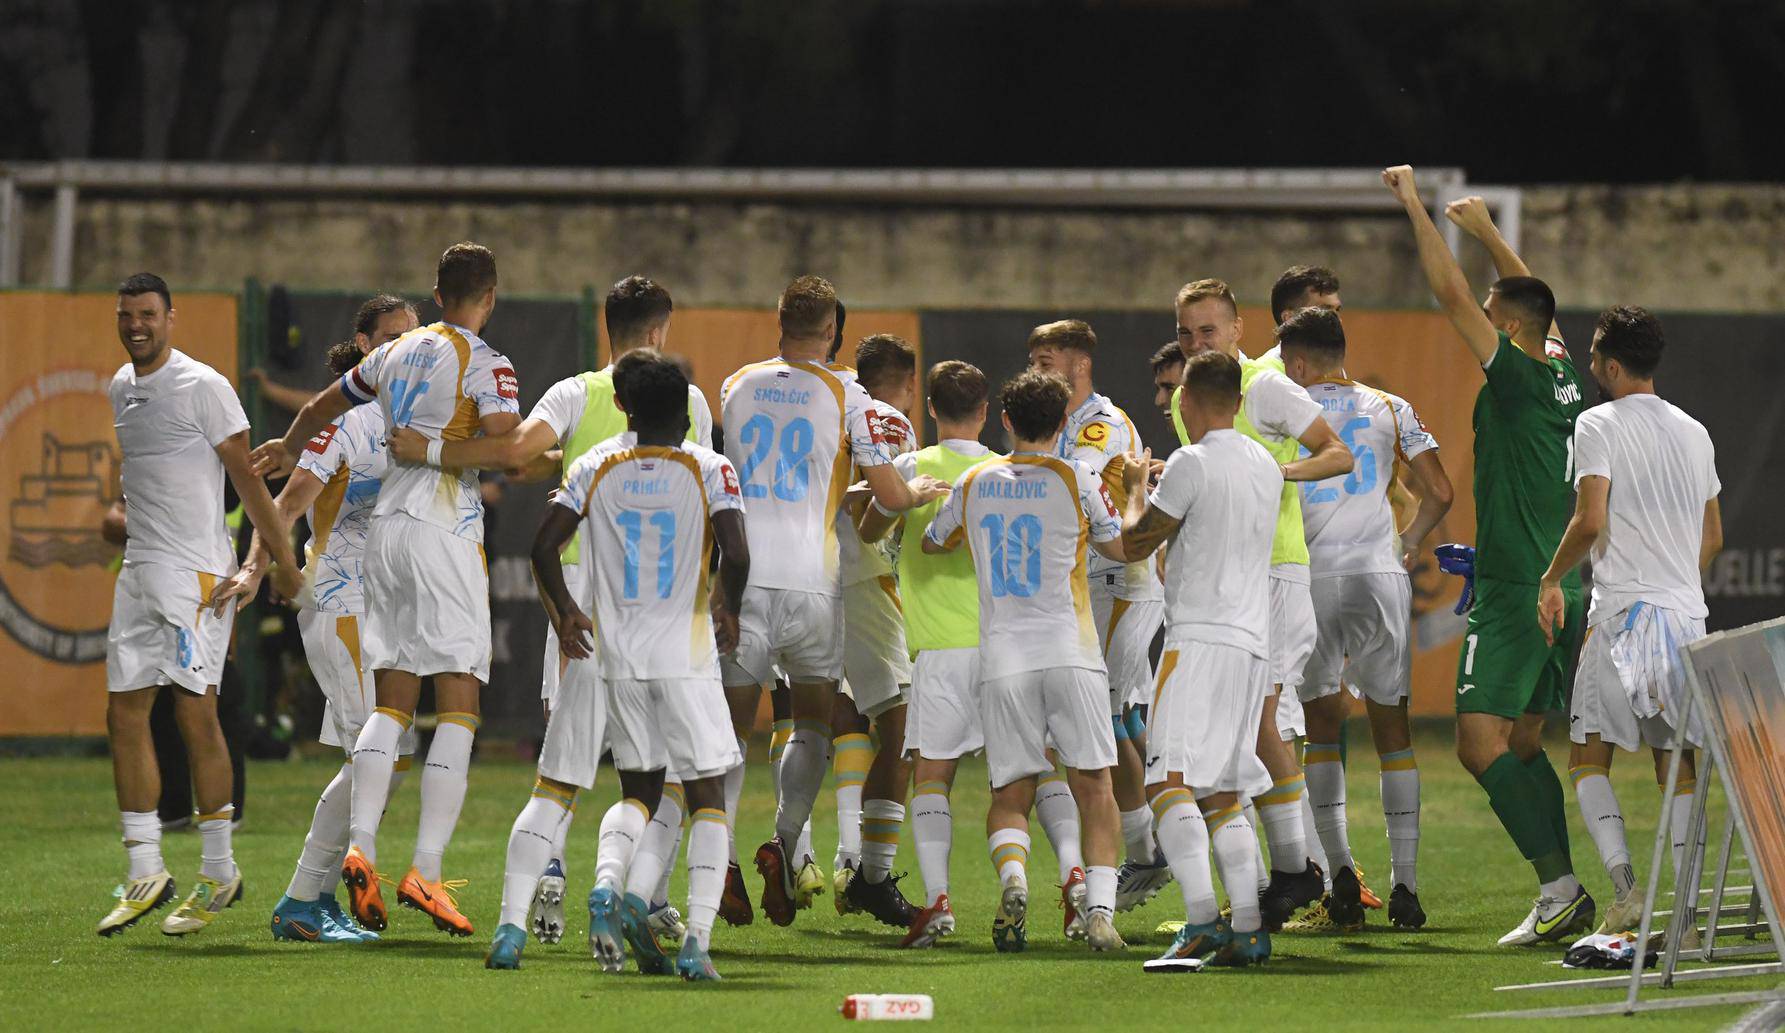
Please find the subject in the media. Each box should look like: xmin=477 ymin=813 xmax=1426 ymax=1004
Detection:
xmin=832 ymin=732 xmax=872 ymax=870
xmin=1571 ymin=766 xmax=1633 ymax=894
xmin=1242 ymin=799 xmax=1268 ymax=894
xmin=774 ymin=721 xmax=830 ymax=849
xmin=348 ymin=708 xmax=407 ymax=863
xmin=988 ymin=827 xmax=1030 ymax=887
xmin=1120 ymin=806 xmax=1156 ymax=865
xmin=723 ymin=742 xmax=746 ymax=862
xmin=594 ymin=799 xmax=650 ymax=892
xmin=1256 ymin=776 xmax=1308 ymax=875
xmin=1301 ymin=791 xmax=1332 ymax=891
xmin=412 ymin=714 xmax=477 ymax=881
xmin=1151 ymin=790 xmax=1217 ymax=925
xmin=1209 ymin=806 xmax=1262 ymax=933
xmin=197 ymin=805 xmax=237 ymax=882
xmin=1035 ymin=773 xmax=1083 ymax=880
xmin=1085 ymin=865 xmax=1117 ymax=916
xmin=1379 ymin=751 xmax=1420 ymax=892
xmin=685 ymin=807 xmax=728 ymax=951
xmin=1669 ymin=781 xmax=1698 ymax=884
xmin=1303 ymin=744 xmax=1351 ymax=874
xmin=626 ymin=784 xmax=684 ymax=903
xmin=861 ymin=799 xmax=905 ymax=883
xmin=286 ymin=762 xmax=351 ymax=900
xmin=911 ymin=787 xmax=954 ymax=901
xmin=499 ymin=783 xmax=575 ymax=929
xmin=655 ymin=818 xmax=683 ymax=907
xmin=122 ymin=810 xmax=165 ymax=880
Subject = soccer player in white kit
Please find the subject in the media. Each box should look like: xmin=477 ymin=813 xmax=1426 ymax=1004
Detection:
xmin=718 ymin=276 xmax=946 ymax=927
xmin=390 ymin=275 xmax=711 ymax=947
xmin=252 ymin=243 xmax=520 ymax=938
xmin=1538 ymin=306 xmax=1723 ymax=941
xmin=96 ymin=273 xmax=304 ymax=938
xmin=1171 ymin=279 xmax=1354 ymax=929
xmin=490 ymin=350 xmax=748 ymax=979
xmin=1277 ymin=306 xmax=1454 ymax=931
xmin=923 ymin=369 xmax=1134 ymax=954
xmin=1118 ymin=351 xmax=1284 ymax=971
xmin=1026 ymin=319 xmax=1170 ymax=914
xmin=828 ymin=335 xmax=927 ymax=929
xmin=217 ymin=295 xmax=423 ymax=943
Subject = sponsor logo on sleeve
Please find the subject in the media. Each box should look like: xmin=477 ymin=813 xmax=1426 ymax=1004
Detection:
xmin=1077 ymin=420 xmax=1111 ymax=449
xmin=304 ymin=423 xmax=340 ymax=455
xmin=720 ymin=463 xmax=741 ymax=497
xmin=1096 ymin=481 xmax=1119 ymax=518
xmin=863 ymin=409 xmax=887 ymax=445
xmin=493 ymin=367 xmax=519 ymax=400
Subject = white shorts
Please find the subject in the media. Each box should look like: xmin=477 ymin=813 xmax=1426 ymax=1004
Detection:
xmin=298 ymin=608 xmax=416 ymax=756
xmin=1092 ymin=587 xmax=1163 ymax=714
xmin=540 ymin=559 xmax=594 ymax=705
xmin=1148 ymin=640 xmax=1273 ymax=798
xmin=1274 ymin=685 xmax=1305 ymax=742
xmin=362 ymin=514 xmax=491 ymax=682
xmin=842 ymin=575 xmax=912 ymax=718
xmin=107 ymin=562 xmax=237 ymax=695
xmin=1300 ymin=572 xmax=1413 ymax=706
xmin=1571 ymin=605 xmax=1706 ymax=752
xmin=722 ymin=586 xmax=844 ymax=687
xmin=905 ymin=647 xmax=983 ymax=761
xmin=980 ymin=666 xmax=1117 ymax=788
xmin=1269 ymin=573 xmax=1317 ymax=692
xmin=537 ymin=658 xmax=609 ymax=790
xmin=606 ymin=677 xmax=743 ymax=781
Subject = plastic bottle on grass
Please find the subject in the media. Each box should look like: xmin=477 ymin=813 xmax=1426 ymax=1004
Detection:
xmin=840 ymin=994 xmax=935 ymax=1020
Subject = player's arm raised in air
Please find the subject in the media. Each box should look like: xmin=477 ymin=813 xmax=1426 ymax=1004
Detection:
xmin=1383 ymin=165 xmax=1501 ymax=366
xmin=530 ymin=503 xmax=594 ymax=660
xmin=1444 ymin=196 xmax=1564 ymax=342
xmin=710 ymin=509 xmax=750 ymax=654
xmin=1397 ymin=449 xmax=1456 ymax=570
xmin=1536 ymin=474 xmax=1608 ymax=644
xmin=217 ymin=431 xmax=303 ymax=602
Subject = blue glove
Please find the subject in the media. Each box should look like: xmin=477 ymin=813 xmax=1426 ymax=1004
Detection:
xmin=1434 ymin=543 xmax=1476 ymax=615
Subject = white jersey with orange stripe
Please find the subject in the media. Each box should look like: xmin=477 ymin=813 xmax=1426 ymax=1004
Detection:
xmin=555 ymin=436 xmax=744 ymax=681
xmin=339 ymin=321 xmax=519 ymax=543
xmin=294 ymin=403 xmax=386 ymax=614
xmin=1297 ymin=378 xmax=1438 ymax=578
xmin=1057 ymin=390 xmax=1163 ymax=602
xmin=926 ymin=452 xmax=1121 ymax=681
xmin=720 ymin=357 xmax=892 ymax=597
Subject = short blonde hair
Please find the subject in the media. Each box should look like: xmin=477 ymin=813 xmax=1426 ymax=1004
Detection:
xmin=1026 ymin=318 xmax=1097 ymax=355
xmin=778 ymin=275 xmax=838 ymax=339
xmin=1175 ymin=278 xmax=1238 ymax=315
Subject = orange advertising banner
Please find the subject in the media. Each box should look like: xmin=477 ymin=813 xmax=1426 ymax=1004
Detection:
xmin=0 ymin=291 xmax=240 ymax=736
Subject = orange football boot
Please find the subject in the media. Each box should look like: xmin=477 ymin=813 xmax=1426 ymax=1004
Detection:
xmin=340 ymin=846 xmax=388 ymax=932
xmin=397 ymin=868 xmax=474 ymax=937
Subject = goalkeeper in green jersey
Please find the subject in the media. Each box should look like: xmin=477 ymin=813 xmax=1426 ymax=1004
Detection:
xmin=1384 ymin=167 xmax=1591 ymax=947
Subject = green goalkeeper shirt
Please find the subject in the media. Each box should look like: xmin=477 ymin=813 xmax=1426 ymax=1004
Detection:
xmin=1472 ymin=332 xmax=1586 ymax=584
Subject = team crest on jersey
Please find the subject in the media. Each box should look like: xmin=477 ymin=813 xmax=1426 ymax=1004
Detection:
xmin=494 ymin=367 xmax=519 ymax=399
xmin=1077 ymin=421 xmax=1111 ymax=448
xmin=304 ymin=423 xmax=340 ymax=455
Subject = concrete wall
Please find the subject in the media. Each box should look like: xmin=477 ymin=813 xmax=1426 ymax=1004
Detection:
xmin=14 ymin=184 xmax=1785 ymax=313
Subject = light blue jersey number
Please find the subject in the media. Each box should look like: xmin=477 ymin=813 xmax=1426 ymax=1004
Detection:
xmin=1302 ymin=416 xmax=1378 ymax=504
xmin=616 ymin=509 xmax=677 ymax=600
xmin=736 ymin=414 xmax=815 ymax=502
xmin=979 ymin=512 xmax=1043 ymax=598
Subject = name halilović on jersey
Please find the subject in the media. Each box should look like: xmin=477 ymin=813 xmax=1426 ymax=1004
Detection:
xmin=1298 ymin=380 xmax=1438 ymax=577
xmin=926 ymin=453 xmax=1121 ymax=679
xmin=719 ymin=359 xmax=892 ymax=595
xmin=555 ymin=435 xmax=744 ymax=680
xmin=1056 ymin=391 xmax=1160 ymax=599
xmin=296 ymin=403 xmax=387 ymax=613
xmin=339 ymin=322 xmax=519 ymax=542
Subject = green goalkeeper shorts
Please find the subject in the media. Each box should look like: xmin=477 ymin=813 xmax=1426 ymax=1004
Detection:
xmin=1454 ymin=575 xmax=1585 ymax=719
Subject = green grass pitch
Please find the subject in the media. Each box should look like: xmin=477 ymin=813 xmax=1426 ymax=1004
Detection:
xmin=2 ymin=726 xmax=1773 ymax=1030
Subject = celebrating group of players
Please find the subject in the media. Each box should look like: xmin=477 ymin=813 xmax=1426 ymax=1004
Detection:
xmin=93 ymin=165 xmax=1724 ymax=980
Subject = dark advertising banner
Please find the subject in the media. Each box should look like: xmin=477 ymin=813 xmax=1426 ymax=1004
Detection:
xmin=1555 ymin=310 xmax=1785 ymax=633
xmin=265 ymin=289 xmax=587 ymax=738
